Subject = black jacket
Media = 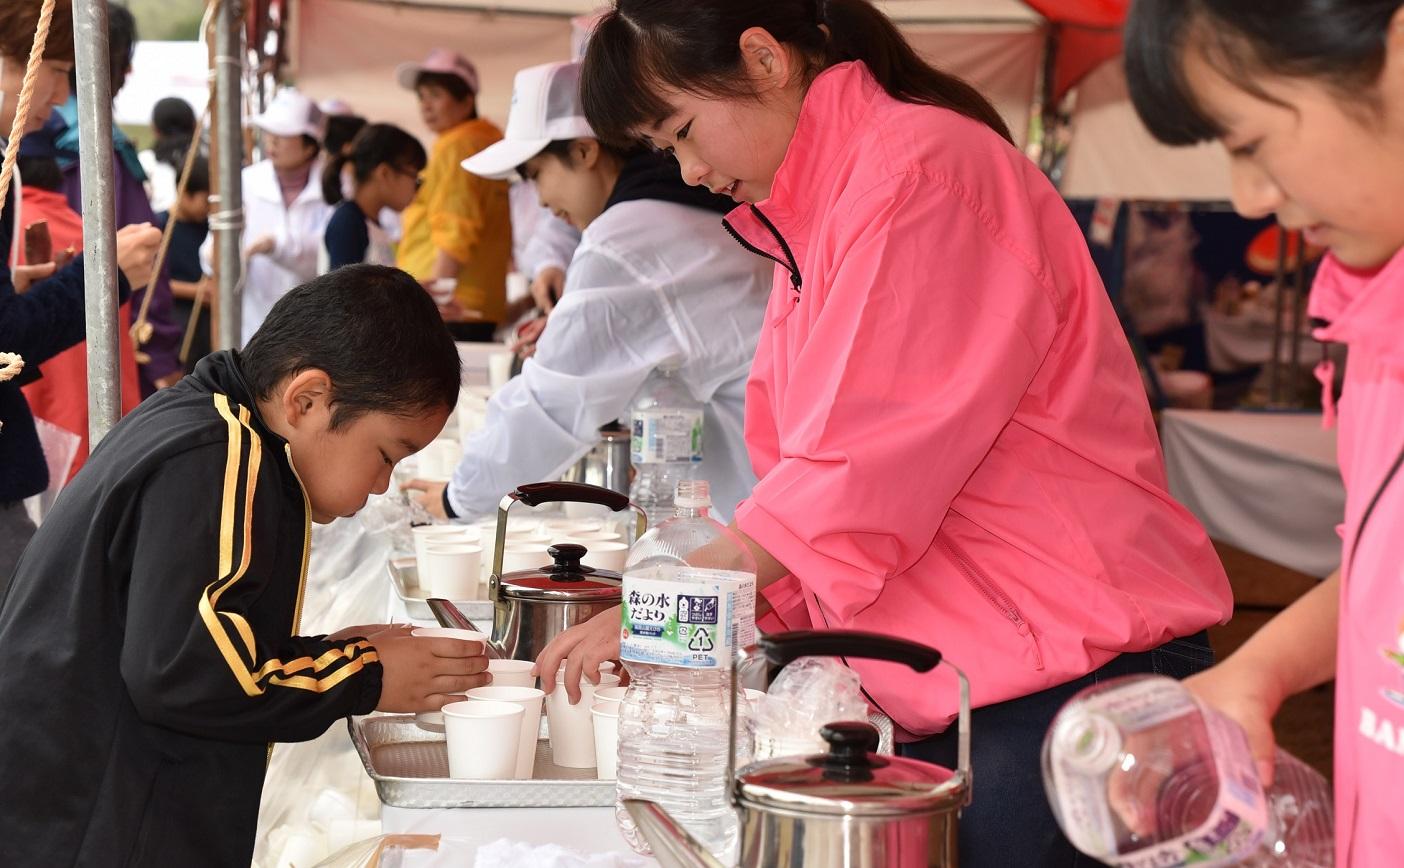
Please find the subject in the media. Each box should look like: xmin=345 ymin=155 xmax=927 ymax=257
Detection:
xmin=0 ymin=351 xmax=383 ymax=866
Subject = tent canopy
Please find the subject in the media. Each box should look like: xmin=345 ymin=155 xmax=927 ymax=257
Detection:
xmin=289 ymin=0 xmax=1226 ymax=200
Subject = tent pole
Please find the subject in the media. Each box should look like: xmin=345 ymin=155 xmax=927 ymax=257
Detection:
xmin=212 ymin=0 xmax=244 ymax=350
xmin=74 ymin=0 xmax=121 ymax=446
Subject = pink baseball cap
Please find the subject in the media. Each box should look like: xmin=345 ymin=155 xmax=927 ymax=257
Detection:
xmin=396 ymin=49 xmax=480 ymax=96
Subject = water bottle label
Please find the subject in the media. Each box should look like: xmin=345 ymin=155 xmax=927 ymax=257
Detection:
xmin=1049 ymin=677 xmax=1270 ymax=868
xmin=631 ymin=410 xmax=704 ymax=464
xmin=620 ymin=568 xmax=756 ymax=669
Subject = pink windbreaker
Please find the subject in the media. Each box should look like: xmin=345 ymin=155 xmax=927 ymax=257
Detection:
xmin=1310 ymin=251 xmax=1404 ymax=867
xmin=730 ymin=62 xmax=1231 ymax=737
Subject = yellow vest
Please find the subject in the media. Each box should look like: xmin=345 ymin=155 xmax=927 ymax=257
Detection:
xmin=396 ymin=118 xmax=512 ymax=323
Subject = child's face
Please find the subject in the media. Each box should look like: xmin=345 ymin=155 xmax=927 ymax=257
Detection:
xmin=375 ymin=162 xmax=422 ymax=212
xmin=0 ymin=57 xmax=71 ymax=134
xmin=416 ymin=84 xmax=474 ymax=134
xmin=1184 ymin=50 xmax=1404 ymax=270
xmin=522 ymin=144 xmax=612 ymax=230
xmin=270 ymin=371 xmax=450 ymax=523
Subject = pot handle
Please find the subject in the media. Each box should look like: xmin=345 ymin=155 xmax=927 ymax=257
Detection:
xmin=756 ymin=630 xmax=941 ymax=673
xmin=491 ymin=482 xmax=649 ymax=590
xmin=728 ymin=630 xmax=973 ymax=808
xmin=512 ymin=481 xmax=632 ymax=512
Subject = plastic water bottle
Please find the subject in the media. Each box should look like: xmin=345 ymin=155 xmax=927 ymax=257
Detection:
xmin=615 ymin=480 xmax=757 ymax=859
xmin=1043 ymin=674 xmax=1334 ymax=868
xmin=629 ymin=365 xmax=704 ymax=528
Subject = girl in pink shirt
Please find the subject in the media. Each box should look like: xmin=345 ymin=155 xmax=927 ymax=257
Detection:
xmin=1126 ymin=1 xmax=1404 ymax=865
xmin=538 ymin=1 xmax=1231 ymax=863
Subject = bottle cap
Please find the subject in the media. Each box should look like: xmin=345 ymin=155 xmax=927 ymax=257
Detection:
xmin=1051 ymin=709 xmax=1122 ymax=775
xmin=674 ymin=479 xmax=711 ymax=509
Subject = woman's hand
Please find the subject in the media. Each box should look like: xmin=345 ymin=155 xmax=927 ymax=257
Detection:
xmin=533 ymin=605 xmax=622 ymax=705
xmin=511 ymin=315 xmax=548 ymax=359
xmin=402 ymin=479 xmax=449 ymax=519
xmin=530 ymin=266 xmax=565 ymax=314
xmin=1183 ymin=658 xmax=1284 ymax=785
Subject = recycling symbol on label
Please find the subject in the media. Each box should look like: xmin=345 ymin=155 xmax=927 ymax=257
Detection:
xmin=688 ymin=627 xmax=714 ymax=652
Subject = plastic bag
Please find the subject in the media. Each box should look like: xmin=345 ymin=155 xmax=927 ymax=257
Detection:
xmin=752 ymin=656 xmax=869 ymax=761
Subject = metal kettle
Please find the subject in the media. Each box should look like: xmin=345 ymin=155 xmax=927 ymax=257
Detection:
xmin=625 ymin=630 xmax=973 ymax=868
xmin=477 ymin=481 xmax=646 ymax=662
xmin=562 ymin=423 xmax=631 ymax=496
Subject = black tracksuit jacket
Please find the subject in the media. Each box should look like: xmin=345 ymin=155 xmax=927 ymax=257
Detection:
xmin=0 ymin=351 xmax=383 ymax=866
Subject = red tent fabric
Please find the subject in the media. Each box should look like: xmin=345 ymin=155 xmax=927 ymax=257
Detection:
xmin=1023 ymin=0 xmax=1129 ymax=98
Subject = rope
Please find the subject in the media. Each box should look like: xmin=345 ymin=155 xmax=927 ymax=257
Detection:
xmin=134 ymin=0 xmax=222 ymax=351
xmin=0 ymin=352 xmax=23 ymax=382
xmin=0 ymin=0 xmax=56 ymax=211
xmin=131 ymin=91 xmax=212 ymax=351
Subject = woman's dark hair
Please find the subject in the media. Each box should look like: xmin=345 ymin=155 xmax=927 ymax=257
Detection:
xmin=514 ymin=138 xmax=639 ymax=177
xmin=151 ymin=97 xmax=196 ymax=140
xmin=0 ymin=0 xmax=74 ymax=62
xmin=322 ymin=123 xmax=428 ymax=204
xmin=17 ymin=155 xmax=63 ymax=192
xmin=415 ymin=71 xmax=477 ymax=118
xmin=580 ymin=0 xmax=1011 ymax=149
xmin=1126 ymin=0 xmax=1403 ymax=146
xmin=183 ymin=154 xmax=211 ymax=197
xmin=68 ymin=3 xmax=136 ymax=94
xmin=324 ymin=113 xmax=368 ymax=157
xmin=240 ymin=264 xmax=461 ymax=429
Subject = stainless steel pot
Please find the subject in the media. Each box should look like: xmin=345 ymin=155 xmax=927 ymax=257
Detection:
xmin=481 ymin=481 xmax=647 ymax=662
xmin=562 ymin=423 xmax=631 ymax=497
xmin=624 ymin=630 xmax=972 ymax=868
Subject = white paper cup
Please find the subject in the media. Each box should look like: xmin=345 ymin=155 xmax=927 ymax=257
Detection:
xmin=488 ymin=351 xmax=514 ymax=392
xmin=594 ymin=685 xmax=627 ymax=707
xmin=579 ymin=541 xmax=628 ymax=573
xmin=467 ymin=685 xmax=545 ymax=779
xmin=421 ymin=438 xmax=461 ymax=479
xmin=591 ymin=701 xmax=621 ymax=779
xmin=411 ymin=525 xmax=474 ymax=591
xmin=423 ymin=543 xmax=483 ymax=600
xmin=543 ymin=517 xmax=605 ymax=534
xmin=545 ymin=672 xmax=621 ymax=768
xmin=556 ymin=531 xmax=622 ymax=544
xmin=501 ymin=543 xmax=553 ymax=574
xmin=488 ymin=658 xmax=536 ymax=689
xmin=429 ymin=277 xmax=457 ymax=305
xmin=442 ymin=699 xmax=522 ymax=780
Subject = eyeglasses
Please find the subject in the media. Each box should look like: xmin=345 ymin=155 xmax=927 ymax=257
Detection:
xmin=395 ymin=167 xmax=425 ymax=190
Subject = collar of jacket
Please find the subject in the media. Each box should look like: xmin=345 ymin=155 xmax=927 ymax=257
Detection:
xmin=720 ymin=62 xmax=883 ymax=296
xmin=246 ymin=157 xmax=327 ymax=207
xmin=190 ymin=350 xmax=289 ymax=451
xmin=603 ymin=150 xmax=735 ymax=217
xmin=1309 ymin=246 xmax=1404 ymax=363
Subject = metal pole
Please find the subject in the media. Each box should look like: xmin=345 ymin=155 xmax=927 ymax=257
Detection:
xmin=73 ymin=0 xmax=120 ymax=446
xmin=213 ymin=0 xmax=244 ymax=349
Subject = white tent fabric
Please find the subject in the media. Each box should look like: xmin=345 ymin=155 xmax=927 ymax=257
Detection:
xmin=1060 ymin=56 xmax=1231 ymax=201
xmin=289 ymin=0 xmax=1231 ymax=199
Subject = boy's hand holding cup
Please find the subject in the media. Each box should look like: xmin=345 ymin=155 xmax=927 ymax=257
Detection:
xmin=374 ymin=627 xmax=490 ymax=713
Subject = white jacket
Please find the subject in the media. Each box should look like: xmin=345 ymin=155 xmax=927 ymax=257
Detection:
xmin=201 ymin=159 xmax=333 ymax=345
xmin=447 ymin=198 xmax=770 ymax=521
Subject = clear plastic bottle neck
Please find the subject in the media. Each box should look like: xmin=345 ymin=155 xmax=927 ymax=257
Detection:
xmin=673 ymin=480 xmax=712 ymax=519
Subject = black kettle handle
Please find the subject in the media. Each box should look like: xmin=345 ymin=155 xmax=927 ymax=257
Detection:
xmin=756 ymin=630 xmax=942 ymax=673
xmin=512 ymin=481 xmax=631 ymax=512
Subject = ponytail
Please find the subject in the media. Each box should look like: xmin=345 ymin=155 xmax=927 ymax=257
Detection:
xmin=322 ymin=152 xmax=351 ymax=205
xmin=322 ymin=123 xmax=428 ymax=206
xmin=821 ymin=0 xmax=1012 ymax=142
xmin=581 ymin=0 xmax=1011 ymax=149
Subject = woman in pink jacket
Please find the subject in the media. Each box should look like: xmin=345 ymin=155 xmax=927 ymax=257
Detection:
xmin=1126 ymin=1 xmax=1404 ymax=865
xmin=537 ymin=1 xmax=1232 ymax=862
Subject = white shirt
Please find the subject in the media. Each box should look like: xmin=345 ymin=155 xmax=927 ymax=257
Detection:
xmin=447 ymin=198 xmax=769 ymax=521
xmin=200 ymin=159 xmax=333 ymax=345
xmin=510 ymin=180 xmax=580 ymax=281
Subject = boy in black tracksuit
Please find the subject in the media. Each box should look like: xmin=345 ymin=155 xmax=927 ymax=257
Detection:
xmin=0 ymin=265 xmax=490 ymax=866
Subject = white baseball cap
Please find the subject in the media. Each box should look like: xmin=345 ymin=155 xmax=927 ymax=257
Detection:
xmin=461 ymin=62 xmax=595 ymax=181
xmin=249 ymin=89 xmax=325 ymax=140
